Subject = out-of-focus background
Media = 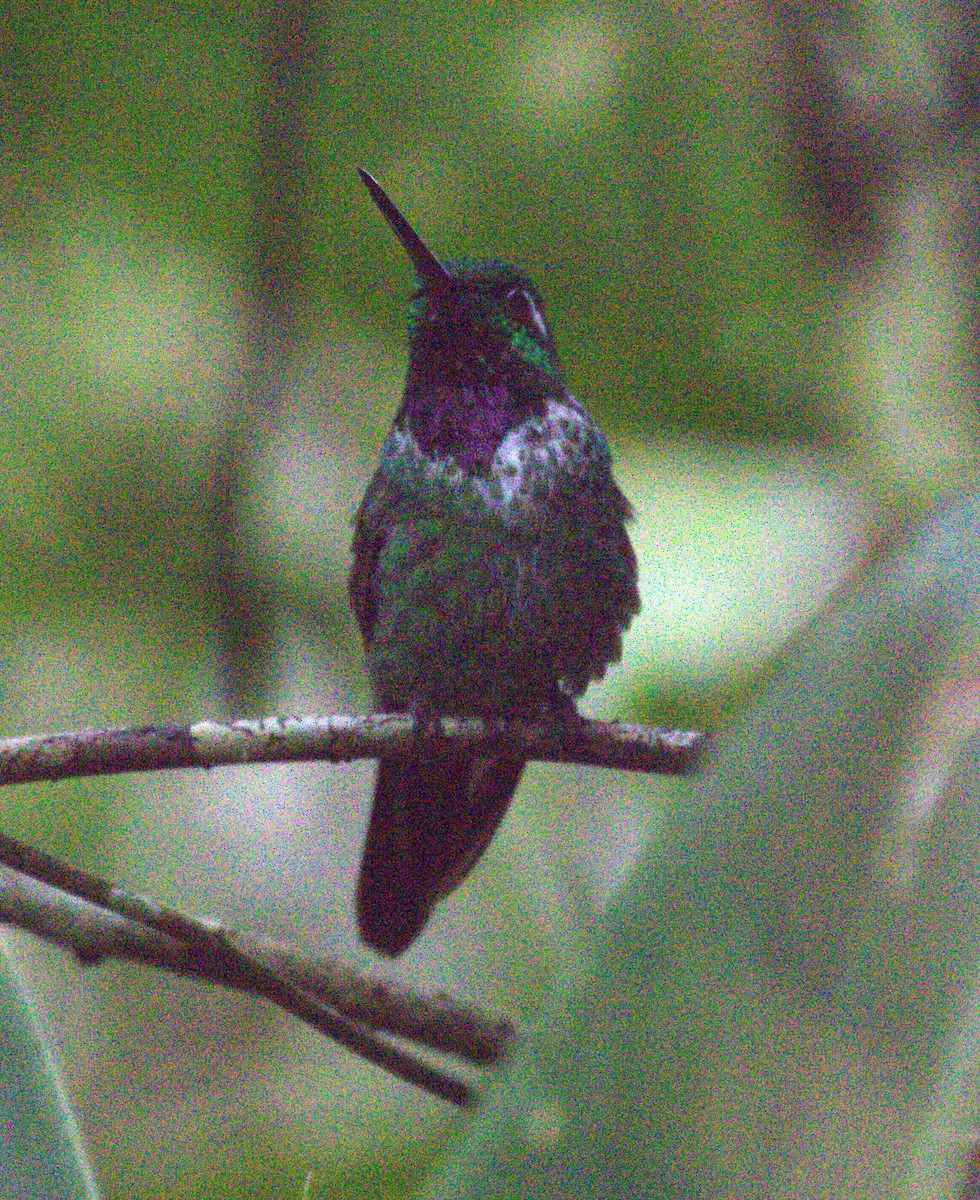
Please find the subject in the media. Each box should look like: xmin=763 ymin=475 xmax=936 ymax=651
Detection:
xmin=1 ymin=2 xmax=978 ymax=1196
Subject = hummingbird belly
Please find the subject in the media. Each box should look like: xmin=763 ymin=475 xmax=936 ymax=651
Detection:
xmin=366 ymin=506 xmax=627 ymax=716
xmin=367 ymin=514 xmax=551 ymax=715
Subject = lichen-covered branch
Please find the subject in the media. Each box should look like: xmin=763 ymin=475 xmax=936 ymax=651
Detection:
xmin=0 ymin=713 xmax=709 ymax=788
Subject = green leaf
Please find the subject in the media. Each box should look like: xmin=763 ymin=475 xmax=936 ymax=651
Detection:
xmin=0 ymin=943 xmax=100 ymax=1199
xmin=421 ymin=493 xmax=980 ymax=1198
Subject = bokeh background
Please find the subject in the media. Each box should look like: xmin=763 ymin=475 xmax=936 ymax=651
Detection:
xmin=1 ymin=2 xmax=979 ymax=1196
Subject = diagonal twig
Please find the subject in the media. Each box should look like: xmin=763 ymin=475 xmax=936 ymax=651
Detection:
xmin=0 ymin=856 xmax=511 ymax=1106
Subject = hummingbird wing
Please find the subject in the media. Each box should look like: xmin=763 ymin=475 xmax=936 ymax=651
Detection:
xmin=349 ymin=471 xmax=396 ymax=647
xmin=356 ymin=753 xmax=524 ymax=956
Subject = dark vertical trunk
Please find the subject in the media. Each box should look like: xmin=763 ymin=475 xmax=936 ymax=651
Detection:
xmin=213 ymin=1 xmax=314 ymax=717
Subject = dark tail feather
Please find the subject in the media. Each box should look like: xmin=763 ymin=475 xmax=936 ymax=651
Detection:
xmin=356 ymin=754 xmax=525 ymax=956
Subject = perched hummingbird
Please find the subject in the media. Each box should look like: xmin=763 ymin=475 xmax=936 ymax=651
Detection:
xmin=351 ymin=168 xmax=640 ymax=956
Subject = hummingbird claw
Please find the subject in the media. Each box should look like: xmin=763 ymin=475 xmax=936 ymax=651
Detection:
xmin=542 ymin=686 xmax=586 ymax=729
xmin=409 ymin=696 xmax=444 ymax=741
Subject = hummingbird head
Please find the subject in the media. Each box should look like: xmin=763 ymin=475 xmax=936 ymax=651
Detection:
xmin=358 ymin=168 xmax=564 ymax=472
xmin=357 ymin=168 xmax=566 ymax=472
xmin=405 ymin=257 xmax=561 ymax=391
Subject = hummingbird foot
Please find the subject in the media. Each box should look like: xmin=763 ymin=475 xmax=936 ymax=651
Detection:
xmin=409 ymin=696 xmax=445 ymax=741
xmin=541 ymin=684 xmax=587 ymax=730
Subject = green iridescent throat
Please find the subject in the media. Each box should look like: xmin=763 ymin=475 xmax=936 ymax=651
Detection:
xmin=508 ymin=324 xmax=553 ymax=375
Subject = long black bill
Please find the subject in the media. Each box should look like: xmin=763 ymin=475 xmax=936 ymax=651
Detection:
xmin=358 ymin=168 xmax=455 ymax=297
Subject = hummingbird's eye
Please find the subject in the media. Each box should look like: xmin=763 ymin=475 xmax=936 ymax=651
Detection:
xmin=505 ymin=287 xmax=550 ymax=341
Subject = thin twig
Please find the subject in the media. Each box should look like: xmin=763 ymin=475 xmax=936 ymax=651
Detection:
xmin=251 ymin=939 xmax=516 ymax=1065
xmin=0 ymin=862 xmax=505 ymax=1105
xmin=0 ymin=713 xmax=709 ymax=789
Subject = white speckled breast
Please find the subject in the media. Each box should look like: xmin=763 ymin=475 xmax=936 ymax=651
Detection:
xmin=383 ymin=394 xmax=612 ymax=522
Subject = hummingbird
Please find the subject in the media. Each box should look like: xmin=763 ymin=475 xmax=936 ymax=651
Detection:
xmin=351 ymin=168 xmax=640 ymax=956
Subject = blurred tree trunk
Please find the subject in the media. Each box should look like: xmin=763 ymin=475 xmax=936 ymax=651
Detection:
xmin=783 ymin=0 xmax=980 ymax=509
xmin=214 ymin=0 xmax=315 ymax=717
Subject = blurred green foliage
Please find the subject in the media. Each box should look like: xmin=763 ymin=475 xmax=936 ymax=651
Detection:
xmin=0 ymin=0 xmax=856 ymax=727
xmin=421 ymin=495 xmax=980 ymax=1200
xmin=0 ymin=951 xmax=98 ymax=1199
